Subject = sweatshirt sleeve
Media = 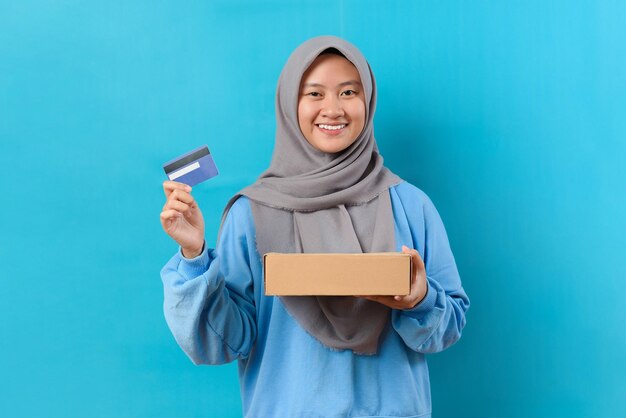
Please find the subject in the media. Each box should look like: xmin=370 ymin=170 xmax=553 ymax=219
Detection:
xmin=390 ymin=184 xmax=470 ymax=353
xmin=160 ymin=197 xmax=258 ymax=365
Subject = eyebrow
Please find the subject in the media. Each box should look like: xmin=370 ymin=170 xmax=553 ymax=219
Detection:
xmin=303 ymin=80 xmax=363 ymax=88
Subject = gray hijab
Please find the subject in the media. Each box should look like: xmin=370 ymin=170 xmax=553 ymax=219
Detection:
xmin=222 ymin=36 xmax=402 ymax=355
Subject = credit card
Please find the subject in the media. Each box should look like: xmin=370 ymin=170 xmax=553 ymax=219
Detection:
xmin=162 ymin=145 xmax=218 ymax=187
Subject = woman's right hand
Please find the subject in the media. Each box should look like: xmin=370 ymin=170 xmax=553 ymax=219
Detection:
xmin=160 ymin=181 xmax=205 ymax=258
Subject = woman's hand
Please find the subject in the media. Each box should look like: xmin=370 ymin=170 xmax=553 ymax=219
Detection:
xmin=160 ymin=181 xmax=205 ymax=258
xmin=358 ymin=246 xmax=428 ymax=310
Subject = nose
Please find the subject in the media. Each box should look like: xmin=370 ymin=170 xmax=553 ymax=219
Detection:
xmin=320 ymin=96 xmax=345 ymax=118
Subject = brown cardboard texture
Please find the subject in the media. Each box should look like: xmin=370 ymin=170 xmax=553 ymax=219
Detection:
xmin=263 ymin=252 xmax=411 ymax=296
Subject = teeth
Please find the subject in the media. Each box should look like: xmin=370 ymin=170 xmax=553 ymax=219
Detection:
xmin=318 ymin=124 xmax=346 ymax=131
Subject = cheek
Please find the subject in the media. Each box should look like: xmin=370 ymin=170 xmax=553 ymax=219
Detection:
xmin=297 ymin=103 xmax=312 ymax=129
xmin=351 ymin=101 xmax=366 ymax=131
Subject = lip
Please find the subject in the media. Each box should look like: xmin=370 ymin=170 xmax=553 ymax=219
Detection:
xmin=316 ymin=123 xmax=348 ymax=136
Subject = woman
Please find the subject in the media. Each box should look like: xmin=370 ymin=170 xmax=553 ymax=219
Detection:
xmin=160 ymin=36 xmax=469 ymax=418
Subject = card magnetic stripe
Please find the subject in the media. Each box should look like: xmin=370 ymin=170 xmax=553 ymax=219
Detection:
xmin=163 ymin=146 xmax=210 ymax=174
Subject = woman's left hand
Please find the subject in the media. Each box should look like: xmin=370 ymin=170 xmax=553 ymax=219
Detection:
xmin=358 ymin=246 xmax=428 ymax=310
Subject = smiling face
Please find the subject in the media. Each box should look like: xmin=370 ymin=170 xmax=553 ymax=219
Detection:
xmin=297 ymin=53 xmax=366 ymax=154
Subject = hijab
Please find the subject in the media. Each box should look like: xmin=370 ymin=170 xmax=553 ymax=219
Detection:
xmin=221 ymin=36 xmax=402 ymax=355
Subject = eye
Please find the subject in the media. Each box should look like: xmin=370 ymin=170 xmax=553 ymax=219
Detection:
xmin=306 ymin=91 xmax=322 ymax=97
xmin=341 ymin=89 xmax=358 ymax=97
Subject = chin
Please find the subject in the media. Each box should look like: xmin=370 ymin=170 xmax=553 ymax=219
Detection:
xmin=316 ymin=143 xmax=348 ymax=154
xmin=311 ymin=137 xmax=355 ymax=154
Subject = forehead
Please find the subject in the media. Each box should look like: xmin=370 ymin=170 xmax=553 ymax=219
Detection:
xmin=300 ymin=54 xmax=362 ymax=84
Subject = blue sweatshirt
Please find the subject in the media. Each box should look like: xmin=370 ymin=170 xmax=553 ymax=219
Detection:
xmin=161 ymin=181 xmax=469 ymax=418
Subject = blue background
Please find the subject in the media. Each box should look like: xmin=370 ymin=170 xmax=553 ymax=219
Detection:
xmin=1 ymin=1 xmax=625 ymax=417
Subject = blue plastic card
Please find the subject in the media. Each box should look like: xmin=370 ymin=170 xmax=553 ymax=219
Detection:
xmin=162 ymin=145 xmax=218 ymax=187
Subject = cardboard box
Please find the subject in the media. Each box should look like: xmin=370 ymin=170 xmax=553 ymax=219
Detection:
xmin=263 ymin=252 xmax=412 ymax=296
